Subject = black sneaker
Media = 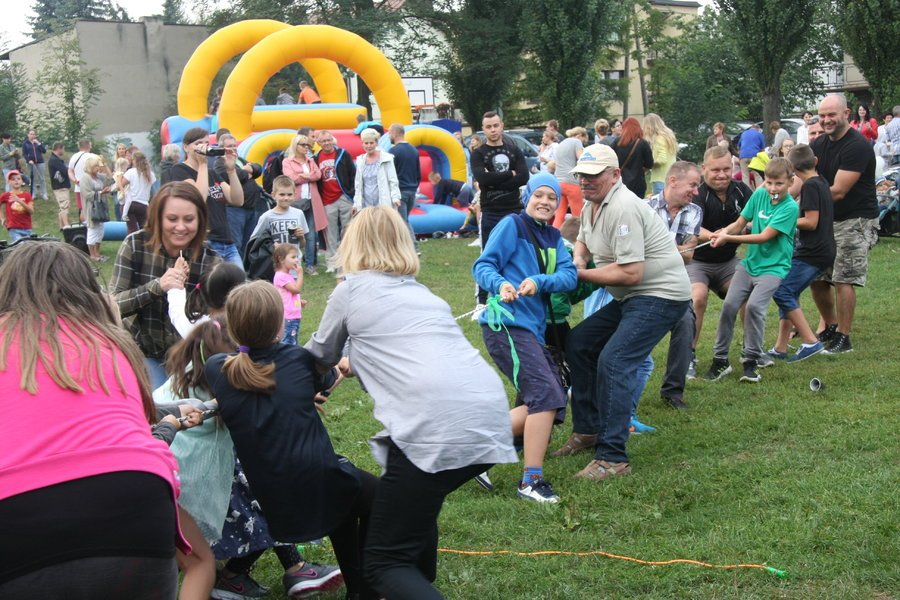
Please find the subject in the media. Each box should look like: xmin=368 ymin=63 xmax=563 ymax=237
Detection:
xmin=663 ymin=396 xmax=688 ymax=410
xmin=517 ymin=478 xmax=560 ymax=504
xmin=817 ymin=324 xmax=838 ymax=346
xmin=825 ymin=333 xmax=853 ymax=354
xmin=703 ymin=359 xmax=732 ymax=381
xmin=740 ymin=360 xmax=761 ymax=383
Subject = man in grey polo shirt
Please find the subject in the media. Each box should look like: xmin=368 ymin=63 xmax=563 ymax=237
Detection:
xmin=554 ymin=144 xmax=691 ymax=481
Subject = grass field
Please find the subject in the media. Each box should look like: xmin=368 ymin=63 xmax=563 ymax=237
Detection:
xmin=16 ymin=195 xmax=900 ymax=599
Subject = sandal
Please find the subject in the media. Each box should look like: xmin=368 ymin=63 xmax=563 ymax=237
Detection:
xmin=575 ymin=459 xmax=631 ymax=481
xmin=551 ymin=432 xmax=598 ymax=457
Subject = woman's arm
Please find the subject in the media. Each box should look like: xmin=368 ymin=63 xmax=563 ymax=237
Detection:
xmin=385 ymin=159 xmax=401 ymax=206
xmin=304 ymin=281 xmax=351 ymax=369
xmin=111 ymin=237 xmax=164 ymax=317
xmin=306 ymin=158 xmax=322 ymax=182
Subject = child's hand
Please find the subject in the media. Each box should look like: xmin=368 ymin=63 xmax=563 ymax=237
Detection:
xmin=300 ymin=298 xmax=308 ymax=308
xmin=517 ymin=279 xmax=537 ymax=297
xmin=177 ymin=405 xmax=204 ymax=428
xmin=160 ymin=266 xmax=186 ymax=292
xmin=710 ymin=232 xmax=729 ymax=248
xmin=174 ymin=256 xmax=189 ymax=278
xmin=499 ymin=282 xmax=518 ymax=303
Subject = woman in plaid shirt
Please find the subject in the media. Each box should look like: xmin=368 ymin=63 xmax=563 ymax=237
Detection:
xmin=112 ymin=182 xmax=221 ymax=388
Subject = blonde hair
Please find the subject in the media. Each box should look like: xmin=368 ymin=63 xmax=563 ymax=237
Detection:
xmin=336 ymin=205 xmax=419 ymax=276
xmin=114 ymin=157 xmax=130 ymax=173
xmin=643 ymin=113 xmax=677 ymax=156
xmin=0 ymin=242 xmax=154 ymax=420
xmin=84 ymin=155 xmax=102 ymax=175
xmin=360 ymin=128 xmax=381 ymax=143
xmin=221 ymin=281 xmax=282 ymax=393
xmin=566 ymin=126 xmax=587 ymax=138
xmin=284 ymin=134 xmax=310 ymax=160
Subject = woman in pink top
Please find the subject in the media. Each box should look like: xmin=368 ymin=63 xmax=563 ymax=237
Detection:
xmin=0 ymin=241 xmax=187 ymax=599
xmin=282 ymin=133 xmax=325 ymax=275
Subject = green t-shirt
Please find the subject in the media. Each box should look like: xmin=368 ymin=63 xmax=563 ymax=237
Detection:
xmin=740 ymin=187 xmax=798 ymax=278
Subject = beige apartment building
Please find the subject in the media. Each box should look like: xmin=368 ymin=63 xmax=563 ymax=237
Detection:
xmin=6 ymin=17 xmax=209 ymax=139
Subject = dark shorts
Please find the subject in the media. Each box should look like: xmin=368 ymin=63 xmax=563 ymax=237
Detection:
xmin=482 ymin=325 xmax=567 ymax=419
xmin=686 ymin=257 xmax=739 ymax=298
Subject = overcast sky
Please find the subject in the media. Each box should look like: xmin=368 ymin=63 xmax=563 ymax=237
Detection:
xmin=2 ymin=0 xmax=714 ymax=51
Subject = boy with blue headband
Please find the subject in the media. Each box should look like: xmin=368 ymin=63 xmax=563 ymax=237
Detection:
xmin=474 ymin=173 xmax=578 ymax=503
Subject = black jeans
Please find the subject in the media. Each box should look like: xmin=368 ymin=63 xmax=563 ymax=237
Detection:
xmin=364 ymin=441 xmax=490 ymax=600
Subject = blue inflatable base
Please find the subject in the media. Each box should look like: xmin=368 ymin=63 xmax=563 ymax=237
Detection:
xmin=103 ymin=220 xmax=128 ymax=240
xmin=409 ymin=203 xmax=466 ymax=235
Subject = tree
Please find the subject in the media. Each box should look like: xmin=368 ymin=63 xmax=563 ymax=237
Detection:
xmin=32 ymin=35 xmax=103 ymax=149
xmin=162 ymin=0 xmax=187 ymax=25
xmin=523 ymin=0 xmax=622 ymax=127
xmin=0 ymin=62 xmax=31 ymax=139
xmin=715 ymin=0 xmax=816 ymax=129
xmin=432 ymin=1 xmax=525 ymax=127
xmin=833 ymin=0 xmax=900 ymax=110
xmin=29 ymin=0 xmax=131 ymax=40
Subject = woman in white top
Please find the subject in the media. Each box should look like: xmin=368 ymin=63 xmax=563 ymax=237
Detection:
xmin=536 ymin=129 xmax=558 ymax=173
xmin=353 ymin=128 xmax=400 ymax=213
xmin=118 ymin=151 xmax=156 ymax=234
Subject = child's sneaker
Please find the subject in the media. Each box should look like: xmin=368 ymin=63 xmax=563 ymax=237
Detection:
xmin=703 ymin=358 xmax=732 ymax=381
xmin=789 ymin=341 xmax=825 ymax=362
xmin=517 ymin=478 xmax=560 ymax=504
xmin=283 ymin=563 xmax=343 ymax=598
xmin=211 ymin=571 xmax=269 ymax=599
xmin=740 ymin=360 xmax=761 ymax=383
xmin=755 ymin=354 xmax=775 ymax=369
xmin=767 ymin=347 xmax=788 ymax=360
xmin=473 ymin=470 xmax=494 ymax=492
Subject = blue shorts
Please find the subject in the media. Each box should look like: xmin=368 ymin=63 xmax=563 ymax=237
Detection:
xmin=482 ymin=325 xmax=567 ymax=420
xmin=773 ymin=259 xmax=823 ymax=318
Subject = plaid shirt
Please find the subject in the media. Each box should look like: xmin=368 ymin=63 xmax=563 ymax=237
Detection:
xmin=111 ymin=230 xmax=221 ymax=358
xmin=646 ymin=193 xmax=703 ymax=246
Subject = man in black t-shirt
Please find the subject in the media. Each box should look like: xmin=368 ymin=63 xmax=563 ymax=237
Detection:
xmin=470 ymin=111 xmax=529 ymax=312
xmin=685 ymin=145 xmax=752 ymax=377
xmin=808 ymin=93 xmax=879 ymax=354
xmin=169 ymin=127 xmax=245 ymax=268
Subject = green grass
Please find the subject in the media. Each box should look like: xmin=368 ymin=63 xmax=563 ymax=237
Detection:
xmin=21 ymin=198 xmax=900 ymax=599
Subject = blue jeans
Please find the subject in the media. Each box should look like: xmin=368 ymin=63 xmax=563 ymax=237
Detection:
xmin=302 ymin=207 xmax=317 ymax=269
xmin=144 ymin=357 xmax=168 ymax=390
xmin=631 ymin=356 xmax=654 ymax=416
xmin=396 ymin=189 xmax=418 ymax=247
xmin=773 ymin=259 xmax=823 ymax=318
xmin=8 ymin=228 xmax=32 ymax=243
xmin=226 ymin=206 xmax=260 ymax=258
xmin=282 ymin=318 xmax=300 ymax=345
xmin=567 ymin=295 xmax=690 ymax=463
xmin=208 ymin=240 xmax=244 ymax=269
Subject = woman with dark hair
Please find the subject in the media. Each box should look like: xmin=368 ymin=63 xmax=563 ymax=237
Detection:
xmin=0 ymin=241 xmax=187 ymax=599
xmin=111 ymin=181 xmax=221 ymax=388
xmin=851 ymin=103 xmax=879 ymax=144
xmin=610 ymin=117 xmax=654 ymax=197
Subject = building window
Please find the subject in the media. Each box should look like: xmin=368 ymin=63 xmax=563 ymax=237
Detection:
xmin=602 ymin=70 xmax=626 ymax=80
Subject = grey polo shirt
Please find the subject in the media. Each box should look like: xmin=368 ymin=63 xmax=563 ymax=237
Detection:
xmin=578 ymin=179 xmax=691 ymax=302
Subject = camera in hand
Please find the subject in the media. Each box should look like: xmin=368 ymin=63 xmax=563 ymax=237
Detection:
xmin=197 ymin=145 xmax=226 ymax=156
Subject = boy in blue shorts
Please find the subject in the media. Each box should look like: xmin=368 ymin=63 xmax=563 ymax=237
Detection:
xmin=769 ymin=144 xmax=835 ymax=362
xmin=703 ymin=158 xmax=799 ymax=383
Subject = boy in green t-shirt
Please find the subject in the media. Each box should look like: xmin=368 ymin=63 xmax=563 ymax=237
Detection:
xmin=703 ymin=158 xmax=799 ymax=383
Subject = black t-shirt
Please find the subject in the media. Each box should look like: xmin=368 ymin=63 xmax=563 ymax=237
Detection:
xmin=810 ymin=127 xmax=878 ymax=221
xmin=611 ymin=139 xmax=654 ymax=198
xmin=693 ymin=180 xmax=752 ymax=263
xmin=795 ymin=175 xmax=836 ymax=270
xmin=168 ymin=162 xmax=232 ymax=243
xmin=471 ymin=140 xmax=528 ymax=214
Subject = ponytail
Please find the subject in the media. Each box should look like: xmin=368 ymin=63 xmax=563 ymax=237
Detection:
xmin=221 ymin=280 xmax=284 ymax=394
xmin=221 ymin=352 xmax=276 ymax=393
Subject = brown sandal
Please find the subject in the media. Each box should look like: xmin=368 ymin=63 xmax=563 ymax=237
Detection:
xmin=574 ymin=459 xmax=631 ymax=481
xmin=551 ymin=432 xmax=598 ymax=457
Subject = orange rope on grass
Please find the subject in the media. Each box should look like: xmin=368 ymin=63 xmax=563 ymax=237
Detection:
xmin=437 ymin=548 xmax=788 ymax=578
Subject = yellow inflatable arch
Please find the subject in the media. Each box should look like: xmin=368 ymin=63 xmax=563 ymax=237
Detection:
xmin=218 ymin=24 xmax=412 ymax=139
xmin=177 ymin=19 xmax=348 ymax=120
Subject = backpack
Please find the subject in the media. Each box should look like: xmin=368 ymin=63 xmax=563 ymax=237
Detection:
xmin=261 ymin=150 xmax=285 ymax=193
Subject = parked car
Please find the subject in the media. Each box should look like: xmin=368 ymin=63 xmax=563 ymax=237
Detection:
xmin=465 ymin=132 xmax=540 ymax=173
xmin=755 ymin=118 xmax=806 ymax=142
xmin=507 ymin=128 xmax=546 ymax=147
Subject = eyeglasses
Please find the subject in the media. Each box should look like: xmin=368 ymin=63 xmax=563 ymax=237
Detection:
xmin=299 ymin=143 xmax=311 ymax=148
xmin=576 ymin=169 xmax=609 ymax=180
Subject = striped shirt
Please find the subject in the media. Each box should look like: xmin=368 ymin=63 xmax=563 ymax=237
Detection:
xmin=646 ymin=193 xmax=703 ymax=245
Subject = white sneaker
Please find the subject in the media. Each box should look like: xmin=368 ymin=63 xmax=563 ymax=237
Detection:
xmin=468 ymin=238 xmax=481 ymax=247
xmin=470 ymin=303 xmax=487 ymax=321
xmin=473 ymin=471 xmax=494 ymax=492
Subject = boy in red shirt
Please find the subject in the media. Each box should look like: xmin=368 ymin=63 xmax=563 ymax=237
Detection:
xmin=1 ymin=170 xmax=34 ymax=242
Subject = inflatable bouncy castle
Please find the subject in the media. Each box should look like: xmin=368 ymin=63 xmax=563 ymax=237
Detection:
xmin=157 ymin=21 xmax=468 ymax=237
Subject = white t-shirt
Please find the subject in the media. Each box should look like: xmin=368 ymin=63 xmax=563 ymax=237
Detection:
xmin=68 ymin=151 xmax=97 ymax=193
xmin=124 ymin=167 xmax=156 ymax=206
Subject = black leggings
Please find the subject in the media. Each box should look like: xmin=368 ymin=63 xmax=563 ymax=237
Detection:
xmin=0 ymin=555 xmax=177 ymax=600
xmin=329 ymin=467 xmax=379 ymax=599
xmin=364 ymin=441 xmax=490 ymax=600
